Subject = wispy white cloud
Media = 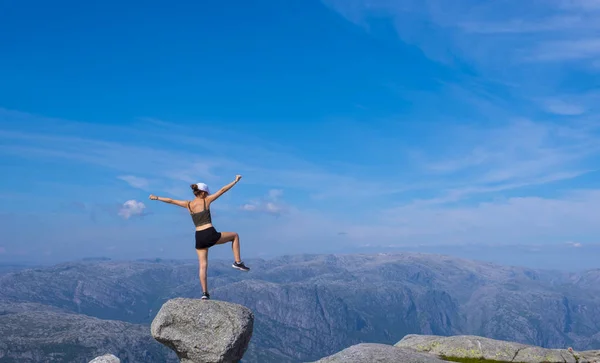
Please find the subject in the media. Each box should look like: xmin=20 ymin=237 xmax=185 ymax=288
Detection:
xmin=541 ymin=99 xmax=587 ymax=116
xmin=118 ymin=200 xmax=147 ymax=219
xmin=357 ymin=189 xmax=600 ymax=245
xmin=118 ymin=175 xmax=150 ymax=190
xmin=560 ymin=0 xmax=600 ymax=11
xmin=412 ymin=119 xmax=600 ymax=204
xmin=268 ymin=189 xmax=283 ymax=199
xmin=321 ymin=0 xmax=600 ymax=84
xmin=0 ymin=108 xmax=400 ymax=203
xmin=241 ymin=189 xmax=288 ymax=216
xmin=527 ymin=39 xmax=600 ymax=63
xmin=458 ymin=15 xmax=586 ymax=34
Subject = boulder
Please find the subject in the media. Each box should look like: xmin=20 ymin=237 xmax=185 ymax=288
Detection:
xmin=151 ymin=298 xmax=254 ymax=363
xmin=88 ymin=354 xmax=120 ymax=363
xmin=309 ymin=343 xmax=447 ymax=363
xmin=395 ymin=334 xmax=577 ymax=363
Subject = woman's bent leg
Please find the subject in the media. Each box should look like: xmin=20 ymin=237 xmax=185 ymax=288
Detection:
xmin=215 ymin=231 xmax=241 ymax=263
xmin=215 ymin=232 xmax=249 ymax=271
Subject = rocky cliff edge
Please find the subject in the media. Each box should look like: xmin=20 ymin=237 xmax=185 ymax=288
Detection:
xmin=90 ymin=298 xmax=599 ymax=363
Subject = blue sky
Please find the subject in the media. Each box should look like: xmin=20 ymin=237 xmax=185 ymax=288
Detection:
xmin=1 ymin=0 xmax=599 ymax=267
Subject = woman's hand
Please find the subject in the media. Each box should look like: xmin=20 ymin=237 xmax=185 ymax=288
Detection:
xmin=149 ymin=194 xmax=158 ymax=200
xmin=207 ymin=176 xmax=242 ymax=202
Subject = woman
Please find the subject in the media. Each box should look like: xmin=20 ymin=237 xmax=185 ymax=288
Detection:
xmin=149 ymin=174 xmax=249 ymax=300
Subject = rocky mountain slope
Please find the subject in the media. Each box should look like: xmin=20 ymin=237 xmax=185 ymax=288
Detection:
xmin=0 ymin=253 xmax=598 ymax=362
xmin=0 ymin=302 xmax=177 ymax=362
xmin=147 ymin=298 xmax=600 ymax=363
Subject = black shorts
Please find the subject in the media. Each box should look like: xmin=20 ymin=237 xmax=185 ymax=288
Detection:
xmin=195 ymin=227 xmax=222 ymax=249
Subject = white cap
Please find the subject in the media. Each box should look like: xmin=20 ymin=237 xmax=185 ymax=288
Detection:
xmin=195 ymin=182 xmax=210 ymax=194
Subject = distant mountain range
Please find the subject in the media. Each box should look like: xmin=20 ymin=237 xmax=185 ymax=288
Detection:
xmin=0 ymin=253 xmax=599 ymax=362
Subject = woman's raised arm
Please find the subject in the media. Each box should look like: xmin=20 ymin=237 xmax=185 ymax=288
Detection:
xmin=149 ymin=195 xmax=189 ymax=208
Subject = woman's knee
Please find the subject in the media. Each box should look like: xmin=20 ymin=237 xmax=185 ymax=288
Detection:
xmin=224 ymin=232 xmax=238 ymax=241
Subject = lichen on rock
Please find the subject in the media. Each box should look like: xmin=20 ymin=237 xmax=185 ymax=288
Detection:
xmin=395 ymin=334 xmax=600 ymax=363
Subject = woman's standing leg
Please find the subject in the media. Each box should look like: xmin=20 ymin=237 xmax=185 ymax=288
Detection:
xmin=196 ymin=248 xmax=209 ymax=295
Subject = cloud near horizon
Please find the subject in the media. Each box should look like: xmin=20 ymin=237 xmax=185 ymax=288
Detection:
xmin=118 ymin=200 xmax=147 ymax=220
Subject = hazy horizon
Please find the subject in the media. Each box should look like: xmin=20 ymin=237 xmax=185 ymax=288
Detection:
xmin=2 ymin=242 xmax=597 ymax=273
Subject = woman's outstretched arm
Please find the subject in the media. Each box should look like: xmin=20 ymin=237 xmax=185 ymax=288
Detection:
xmin=149 ymin=195 xmax=188 ymax=208
xmin=207 ymin=175 xmax=242 ymax=202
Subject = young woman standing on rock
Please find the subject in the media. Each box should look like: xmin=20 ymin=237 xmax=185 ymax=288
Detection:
xmin=149 ymin=175 xmax=250 ymax=300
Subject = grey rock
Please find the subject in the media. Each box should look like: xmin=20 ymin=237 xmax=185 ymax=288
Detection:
xmin=89 ymin=354 xmax=120 ymax=363
xmin=151 ymin=297 xmax=254 ymax=363
xmin=309 ymin=343 xmax=447 ymax=363
xmin=576 ymin=350 xmax=600 ymax=363
xmin=395 ymin=334 xmax=576 ymax=363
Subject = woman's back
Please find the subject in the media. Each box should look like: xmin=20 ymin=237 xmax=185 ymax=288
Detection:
xmin=188 ymin=198 xmax=213 ymax=229
xmin=188 ymin=198 xmax=210 ymax=213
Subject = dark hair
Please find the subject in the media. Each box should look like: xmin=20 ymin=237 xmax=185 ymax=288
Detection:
xmin=190 ymin=184 xmax=206 ymax=197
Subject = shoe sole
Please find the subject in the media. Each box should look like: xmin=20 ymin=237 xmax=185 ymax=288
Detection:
xmin=232 ymin=264 xmax=250 ymax=271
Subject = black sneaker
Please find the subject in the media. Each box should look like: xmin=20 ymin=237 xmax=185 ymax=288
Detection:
xmin=232 ymin=261 xmax=250 ymax=271
xmin=201 ymin=292 xmax=210 ymax=300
